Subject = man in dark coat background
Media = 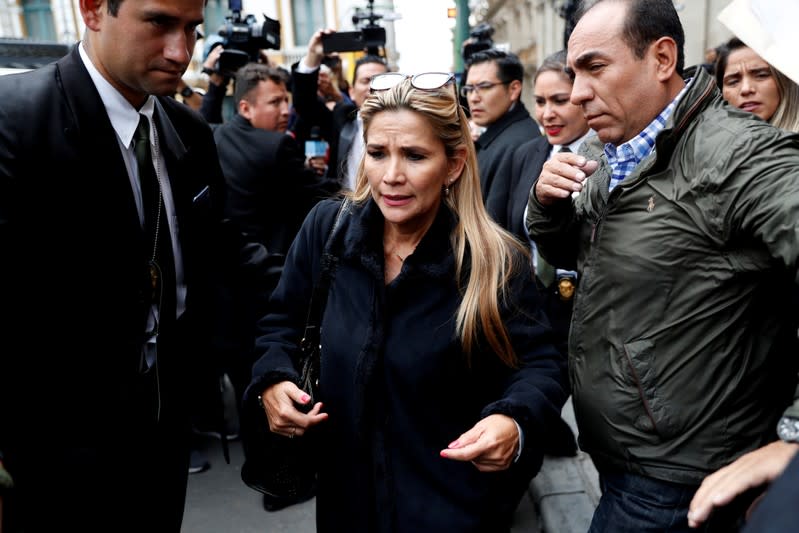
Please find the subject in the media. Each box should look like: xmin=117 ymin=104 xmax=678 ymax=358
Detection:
xmin=463 ymin=48 xmax=541 ymax=225
xmin=211 ymin=61 xmax=337 ymax=442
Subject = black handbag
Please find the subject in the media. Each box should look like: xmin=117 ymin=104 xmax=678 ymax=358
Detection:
xmin=240 ymin=199 xmax=349 ymax=511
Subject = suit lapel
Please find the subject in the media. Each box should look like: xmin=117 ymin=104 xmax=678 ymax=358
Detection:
xmin=57 ymin=46 xmax=142 ymax=244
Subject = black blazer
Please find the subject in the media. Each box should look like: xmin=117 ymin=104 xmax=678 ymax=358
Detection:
xmin=214 ymin=114 xmax=338 ymax=255
xmin=0 ymin=44 xmax=233 ymax=529
xmin=506 ymin=136 xmax=550 ymax=241
xmin=291 ymin=64 xmax=357 ymax=185
xmin=475 ymin=101 xmax=540 ymax=226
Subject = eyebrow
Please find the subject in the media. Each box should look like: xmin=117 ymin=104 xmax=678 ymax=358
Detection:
xmin=572 ymin=51 xmax=606 ymax=71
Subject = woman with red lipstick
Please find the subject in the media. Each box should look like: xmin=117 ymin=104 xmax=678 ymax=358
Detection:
xmin=247 ymin=73 xmax=569 ymax=532
xmin=715 ymin=37 xmax=799 ymax=133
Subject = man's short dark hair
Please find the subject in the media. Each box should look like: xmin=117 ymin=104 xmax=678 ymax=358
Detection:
xmin=352 ymin=55 xmax=387 ymax=85
xmin=465 ymin=48 xmax=524 ymax=85
xmin=233 ymin=62 xmax=290 ymax=104
xmin=106 ymin=0 xmax=209 ymax=17
xmin=576 ymin=0 xmax=685 ymax=76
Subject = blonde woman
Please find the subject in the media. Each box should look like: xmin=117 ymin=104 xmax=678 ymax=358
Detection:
xmin=248 ymin=73 xmax=568 ymax=532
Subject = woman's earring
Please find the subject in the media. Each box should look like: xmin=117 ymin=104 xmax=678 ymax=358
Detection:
xmin=444 ymin=180 xmax=450 ymax=196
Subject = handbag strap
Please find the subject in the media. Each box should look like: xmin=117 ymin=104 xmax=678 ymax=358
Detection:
xmin=301 ymin=198 xmax=350 ymax=350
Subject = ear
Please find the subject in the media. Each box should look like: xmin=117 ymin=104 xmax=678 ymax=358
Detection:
xmin=238 ymin=99 xmax=252 ymax=120
xmin=508 ymin=79 xmax=523 ymax=103
xmin=80 ymin=0 xmax=104 ymax=31
xmin=447 ymin=147 xmax=467 ymax=184
xmin=651 ymin=36 xmax=678 ymax=82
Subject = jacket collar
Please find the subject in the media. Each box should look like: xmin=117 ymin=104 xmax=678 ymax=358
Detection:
xmin=339 ymin=198 xmax=457 ymax=282
xmin=475 ymin=101 xmax=532 ymax=149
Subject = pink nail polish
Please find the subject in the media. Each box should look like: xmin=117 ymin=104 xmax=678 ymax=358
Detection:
xmin=301 ymin=394 xmax=310 ymax=403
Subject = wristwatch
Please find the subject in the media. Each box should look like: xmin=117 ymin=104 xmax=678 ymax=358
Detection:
xmin=180 ymin=85 xmax=195 ymax=98
xmin=777 ymin=415 xmax=799 ymax=443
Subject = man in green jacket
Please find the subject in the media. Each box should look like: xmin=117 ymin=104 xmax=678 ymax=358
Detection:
xmin=526 ymin=0 xmax=799 ymax=530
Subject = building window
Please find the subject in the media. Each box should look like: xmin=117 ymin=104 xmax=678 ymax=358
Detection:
xmin=204 ymin=0 xmax=227 ymax=46
xmin=21 ymin=0 xmax=56 ymax=40
xmin=292 ymin=0 xmax=324 ymax=47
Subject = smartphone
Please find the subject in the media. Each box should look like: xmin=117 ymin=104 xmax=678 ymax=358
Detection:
xmin=321 ymin=31 xmax=365 ymax=54
xmin=305 ymin=140 xmax=328 ymax=159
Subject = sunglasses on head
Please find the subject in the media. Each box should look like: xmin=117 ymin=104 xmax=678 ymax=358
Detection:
xmin=369 ymin=72 xmax=456 ymax=94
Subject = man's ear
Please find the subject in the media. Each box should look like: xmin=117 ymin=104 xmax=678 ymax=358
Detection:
xmin=238 ymin=99 xmax=252 ymax=120
xmin=651 ymin=37 xmax=679 ymax=81
xmin=80 ymin=0 xmax=104 ymax=31
xmin=508 ymin=79 xmax=523 ymax=103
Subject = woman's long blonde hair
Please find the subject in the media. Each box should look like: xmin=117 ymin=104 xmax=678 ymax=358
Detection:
xmin=351 ymin=77 xmax=529 ymax=367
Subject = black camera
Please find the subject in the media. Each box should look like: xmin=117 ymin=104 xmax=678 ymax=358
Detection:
xmin=462 ymin=23 xmax=494 ymax=63
xmin=348 ymin=0 xmax=387 ymax=56
xmin=216 ymin=0 xmax=280 ymax=76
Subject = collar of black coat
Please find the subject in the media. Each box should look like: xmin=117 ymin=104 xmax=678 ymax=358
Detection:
xmin=474 ymin=100 xmax=532 ymax=149
xmin=338 ymin=198 xmax=458 ymax=282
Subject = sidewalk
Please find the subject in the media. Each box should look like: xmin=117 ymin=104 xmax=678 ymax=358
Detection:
xmin=521 ymin=397 xmax=601 ymax=533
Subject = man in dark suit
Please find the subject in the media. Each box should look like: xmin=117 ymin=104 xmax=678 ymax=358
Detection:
xmin=291 ymin=29 xmax=388 ymax=191
xmin=211 ymin=62 xmax=336 ymax=430
xmin=215 ymin=62 xmax=336 ymax=256
xmin=463 ymin=48 xmax=541 ymax=225
xmin=0 ymin=0 xmax=238 ymax=530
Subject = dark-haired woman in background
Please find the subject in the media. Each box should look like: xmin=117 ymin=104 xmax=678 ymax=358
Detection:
xmin=716 ymin=37 xmax=799 ymax=132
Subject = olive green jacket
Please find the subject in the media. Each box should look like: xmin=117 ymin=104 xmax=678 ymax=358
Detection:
xmin=526 ymin=68 xmax=799 ymax=484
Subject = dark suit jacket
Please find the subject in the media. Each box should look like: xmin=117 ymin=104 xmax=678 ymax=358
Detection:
xmin=291 ymin=64 xmax=357 ymax=185
xmin=212 ymin=114 xmax=338 ymax=381
xmin=214 ymin=114 xmax=337 ymax=256
xmin=0 ymin=45 xmax=233 ymax=531
xmin=475 ymin=101 xmax=540 ymax=226
xmin=505 ymin=136 xmax=576 ymax=360
xmin=506 ymin=136 xmax=550 ymax=241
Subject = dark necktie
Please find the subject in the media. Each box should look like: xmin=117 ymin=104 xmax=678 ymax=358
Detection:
xmin=559 ymin=145 xmax=572 ymax=153
xmin=134 ymin=115 xmax=175 ymax=326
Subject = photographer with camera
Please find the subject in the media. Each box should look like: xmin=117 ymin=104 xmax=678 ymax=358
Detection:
xmin=291 ymin=29 xmax=388 ymax=191
xmin=198 ymin=42 xmax=231 ymax=125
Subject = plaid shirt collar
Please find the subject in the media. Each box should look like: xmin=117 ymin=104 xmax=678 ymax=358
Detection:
xmin=604 ymin=81 xmax=690 ymax=191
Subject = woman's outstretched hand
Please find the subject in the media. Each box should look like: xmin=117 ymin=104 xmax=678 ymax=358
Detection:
xmin=440 ymin=414 xmax=519 ymax=472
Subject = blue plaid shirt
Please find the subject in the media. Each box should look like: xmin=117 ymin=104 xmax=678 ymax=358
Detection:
xmin=604 ymin=82 xmax=690 ymax=191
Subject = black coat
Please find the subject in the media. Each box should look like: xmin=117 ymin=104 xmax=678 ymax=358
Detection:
xmin=248 ymin=199 xmax=569 ymax=532
xmin=0 ymin=45 xmax=232 ymax=530
xmin=475 ymin=102 xmax=540 ymax=226
xmin=506 ymin=136 xmax=550 ymax=242
xmin=212 ymin=114 xmax=337 ymax=394
xmin=213 ymin=113 xmax=338 ymax=255
xmin=505 ymin=136 xmax=574 ymax=360
xmin=291 ymin=64 xmax=357 ymax=185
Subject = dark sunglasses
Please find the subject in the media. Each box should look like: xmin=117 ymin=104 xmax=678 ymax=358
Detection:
xmin=370 ymin=72 xmax=456 ymax=94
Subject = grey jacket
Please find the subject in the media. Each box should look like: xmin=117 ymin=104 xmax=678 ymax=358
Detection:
xmin=526 ymin=68 xmax=799 ymax=484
